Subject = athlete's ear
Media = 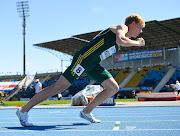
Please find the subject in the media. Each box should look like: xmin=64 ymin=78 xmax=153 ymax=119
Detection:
xmin=129 ymin=21 xmax=135 ymax=28
xmin=131 ymin=21 xmax=136 ymax=26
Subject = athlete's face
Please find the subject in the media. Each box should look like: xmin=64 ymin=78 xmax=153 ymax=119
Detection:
xmin=130 ymin=22 xmax=144 ymax=37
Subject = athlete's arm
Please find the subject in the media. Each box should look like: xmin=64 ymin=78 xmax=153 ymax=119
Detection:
xmin=115 ymin=24 xmax=145 ymax=47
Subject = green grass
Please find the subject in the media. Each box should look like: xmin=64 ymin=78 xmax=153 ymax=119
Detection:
xmin=115 ymin=98 xmax=138 ymax=102
xmin=0 ymin=99 xmax=137 ymax=106
xmin=0 ymin=100 xmax=71 ymax=106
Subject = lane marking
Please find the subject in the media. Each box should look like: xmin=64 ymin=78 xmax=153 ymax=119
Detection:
xmin=1 ymin=120 xmax=180 ymax=123
xmin=1 ymin=111 xmax=180 ymax=115
xmin=125 ymin=126 xmax=136 ymax=131
xmin=1 ymin=129 xmax=180 ymax=132
xmin=113 ymin=121 xmax=120 ymax=130
xmin=1 ymin=114 xmax=180 ymax=119
xmin=49 ymin=111 xmax=67 ymax=113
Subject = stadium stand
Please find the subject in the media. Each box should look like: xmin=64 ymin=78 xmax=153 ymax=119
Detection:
xmin=138 ymin=65 xmax=169 ymax=89
xmin=114 ymin=68 xmax=131 ymax=84
xmin=0 ymin=75 xmax=22 ymax=100
xmin=0 ymin=75 xmax=21 ymax=82
xmin=0 ymin=64 xmax=180 ymax=100
xmin=109 ymin=68 xmax=121 ymax=78
xmin=124 ymin=66 xmax=150 ymax=87
xmin=167 ymin=68 xmax=180 ymax=84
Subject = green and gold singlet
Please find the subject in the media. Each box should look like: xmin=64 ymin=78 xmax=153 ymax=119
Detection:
xmin=63 ymin=28 xmax=121 ymax=84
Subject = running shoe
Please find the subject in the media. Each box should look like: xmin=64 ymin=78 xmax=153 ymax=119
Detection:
xmin=16 ymin=108 xmax=33 ymax=127
xmin=80 ymin=110 xmax=101 ymax=123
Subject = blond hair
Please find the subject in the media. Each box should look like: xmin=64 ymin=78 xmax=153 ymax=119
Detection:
xmin=125 ymin=14 xmax=145 ymax=27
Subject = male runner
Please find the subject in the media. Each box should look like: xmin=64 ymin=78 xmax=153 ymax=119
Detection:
xmin=16 ymin=14 xmax=145 ymax=127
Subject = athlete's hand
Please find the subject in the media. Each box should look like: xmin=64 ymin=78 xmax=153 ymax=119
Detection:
xmin=136 ymin=38 xmax=145 ymax=46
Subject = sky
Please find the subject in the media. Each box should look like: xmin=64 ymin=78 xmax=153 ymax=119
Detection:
xmin=0 ymin=0 xmax=179 ymax=76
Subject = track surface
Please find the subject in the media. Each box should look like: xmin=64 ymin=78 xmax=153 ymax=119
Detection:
xmin=0 ymin=107 xmax=180 ymax=136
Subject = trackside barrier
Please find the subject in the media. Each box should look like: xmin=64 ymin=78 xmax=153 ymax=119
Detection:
xmin=137 ymin=92 xmax=179 ymax=101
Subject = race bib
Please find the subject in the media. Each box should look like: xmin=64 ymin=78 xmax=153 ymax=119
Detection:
xmin=73 ymin=64 xmax=85 ymax=76
xmin=100 ymin=46 xmax=116 ymax=61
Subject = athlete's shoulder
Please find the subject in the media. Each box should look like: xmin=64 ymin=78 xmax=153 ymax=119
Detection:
xmin=110 ymin=24 xmax=128 ymax=34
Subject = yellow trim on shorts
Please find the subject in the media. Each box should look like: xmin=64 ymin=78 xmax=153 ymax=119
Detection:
xmin=71 ymin=38 xmax=104 ymax=76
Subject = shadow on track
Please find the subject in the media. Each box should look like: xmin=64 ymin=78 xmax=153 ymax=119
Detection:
xmin=5 ymin=123 xmax=89 ymax=131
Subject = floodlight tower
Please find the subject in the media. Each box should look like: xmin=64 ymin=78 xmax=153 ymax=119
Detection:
xmin=16 ymin=1 xmax=29 ymax=77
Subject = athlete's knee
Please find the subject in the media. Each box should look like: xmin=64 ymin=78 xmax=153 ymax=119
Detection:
xmin=102 ymin=78 xmax=119 ymax=93
xmin=104 ymin=83 xmax=119 ymax=93
xmin=110 ymin=84 xmax=119 ymax=93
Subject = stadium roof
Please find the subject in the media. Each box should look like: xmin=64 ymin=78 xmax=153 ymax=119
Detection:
xmin=34 ymin=17 xmax=180 ymax=56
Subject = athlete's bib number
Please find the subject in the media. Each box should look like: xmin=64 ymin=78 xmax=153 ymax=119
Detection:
xmin=100 ymin=46 xmax=116 ymax=61
xmin=73 ymin=64 xmax=85 ymax=76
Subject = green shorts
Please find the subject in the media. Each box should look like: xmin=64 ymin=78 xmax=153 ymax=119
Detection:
xmin=63 ymin=53 xmax=112 ymax=84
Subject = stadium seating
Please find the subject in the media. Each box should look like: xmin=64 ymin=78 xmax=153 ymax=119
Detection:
xmin=167 ymin=68 xmax=180 ymax=84
xmin=114 ymin=68 xmax=131 ymax=84
xmin=2 ymin=64 xmax=179 ymax=99
xmin=109 ymin=68 xmax=121 ymax=77
xmin=0 ymin=77 xmax=21 ymax=82
xmin=138 ymin=65 xmax=169 ymax=88
xmin=124 ymin=66 xmax=150 ymax=87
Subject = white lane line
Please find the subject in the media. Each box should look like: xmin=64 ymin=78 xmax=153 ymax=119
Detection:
xmin=2 ymin=114 xmax=180 ymax=119
xmin=1 ymin=129 xmax=180 ymax=132
xmin=113 ymin=121 xmax=120 ymax=131
xmin=1 ymin=120 xmax=180 ymax=123
xmin=0 ymin=112 xmax=179 ymax=116
xmin=125 ymin=126 xmax=136 ymax=131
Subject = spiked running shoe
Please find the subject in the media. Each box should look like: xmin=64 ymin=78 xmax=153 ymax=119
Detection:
xmin=80 ymin=110 xmax=101 ymax=123
xmin=16 ymin=108 xmax=33 ymax=127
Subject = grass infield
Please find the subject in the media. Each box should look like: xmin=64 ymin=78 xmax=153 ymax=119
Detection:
xmin=0 ymin=99 xmax=137 ymax=106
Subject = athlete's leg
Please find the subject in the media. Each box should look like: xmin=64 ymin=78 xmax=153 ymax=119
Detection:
xmin=83 ymin=77 xmax=119 ymax=114
xmin=21 ymin=75 xmax=71 ymax=113
xmin=17 ymin=50 xmax=82 ymax=126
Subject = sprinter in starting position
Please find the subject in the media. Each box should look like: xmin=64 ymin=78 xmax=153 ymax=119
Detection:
xmin=16 ymin=14 xmax=145 ymax=127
